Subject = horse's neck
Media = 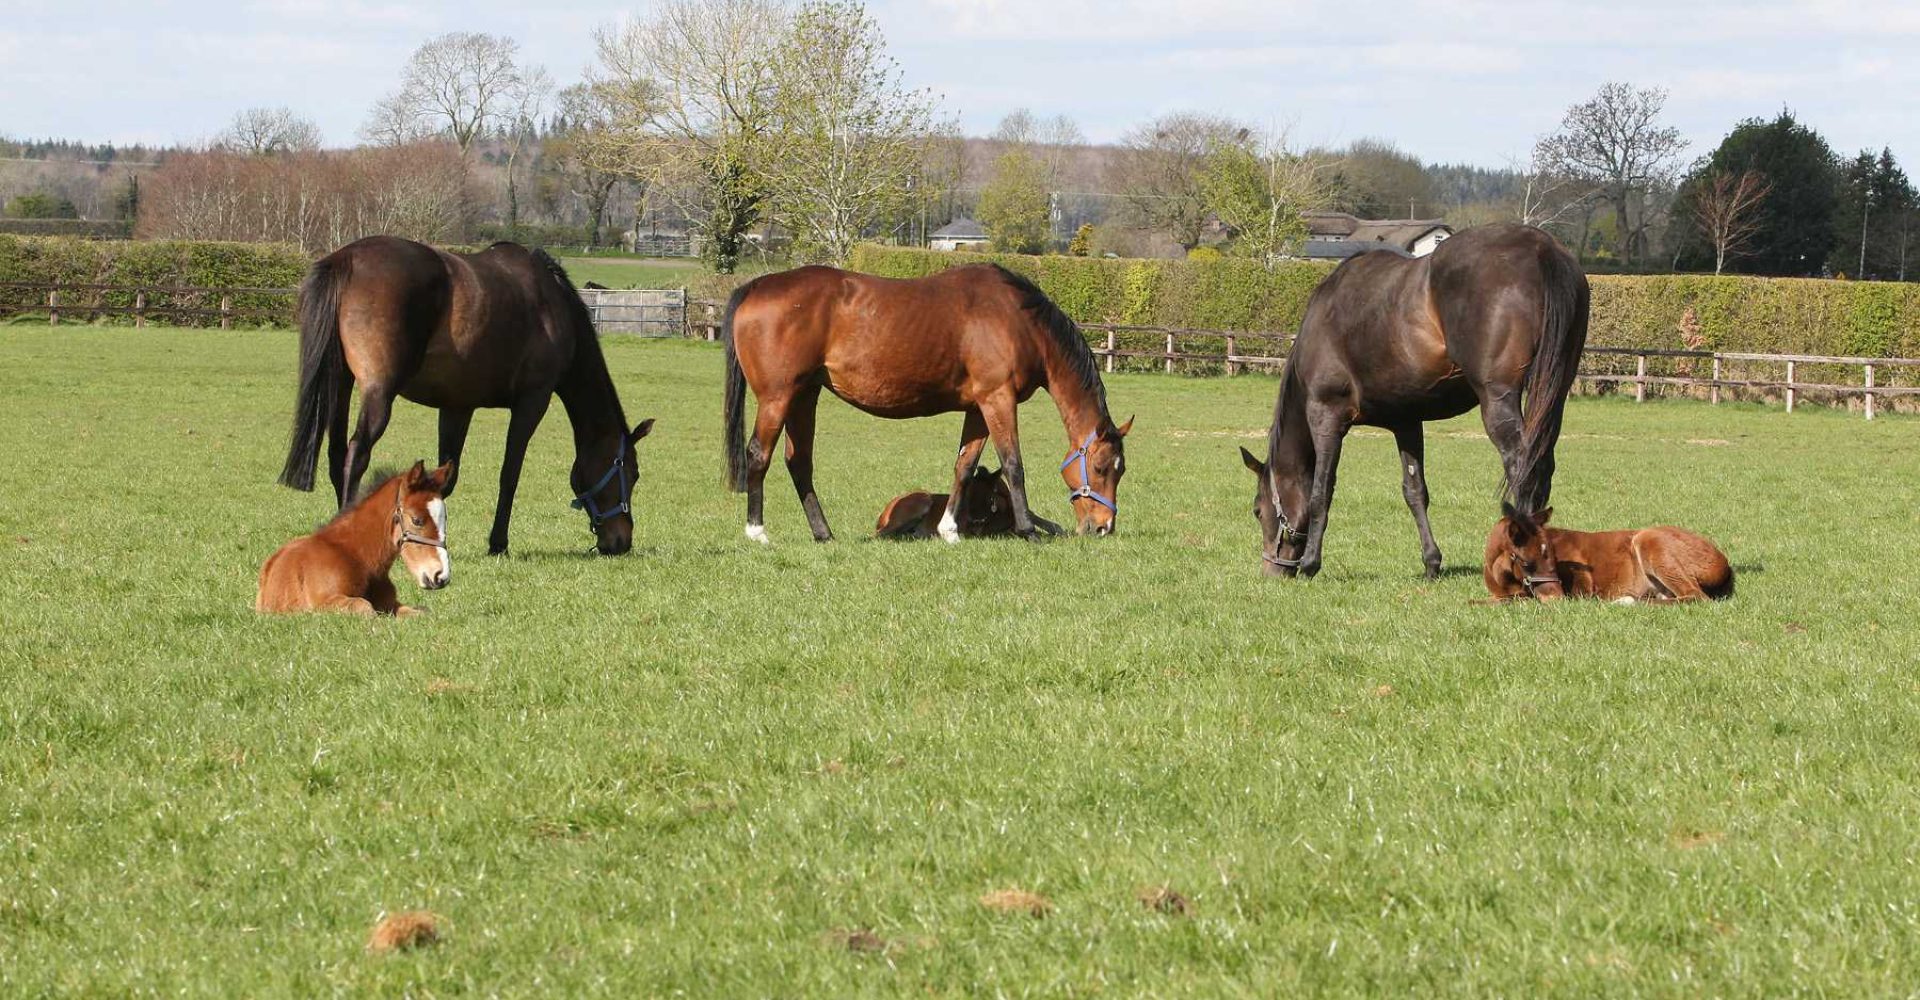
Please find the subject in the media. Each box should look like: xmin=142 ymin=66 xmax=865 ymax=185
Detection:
xmin=1267 ymin=367 xmax=1315 ymax=478
xmin=1039 ymin=353 xmax=1109 ymax=444
xmin=556 ymin=343 xmax=626 ymax=454
xmin=325 ymin=482 xmax=399 ymax=573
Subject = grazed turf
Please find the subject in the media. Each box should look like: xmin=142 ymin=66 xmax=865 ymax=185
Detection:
xmin=1 ymin=326 xmax=1916 ymax=996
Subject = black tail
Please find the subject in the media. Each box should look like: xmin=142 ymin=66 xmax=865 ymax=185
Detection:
xmin=278 ymin=255 xmax=351 ymax=491
xmin=721 ymin=281 xmax=755 ymax=492
xmin=1511 ymin=244 xmax=1589 ymax=513
xmin=1706 ymin=570 xmax=1735 ymax=601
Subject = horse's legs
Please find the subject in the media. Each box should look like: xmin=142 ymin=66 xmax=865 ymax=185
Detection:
xmin=938 ymin=408 xmax=991 ymax=543
xmin=782 ymin=385 xmax=833 ymax=542
xmin=1478 ymin=391 xmax=1528 ymax=503
xmin=1392 ymin=423 xmax=1443 ymax=579
xmin=325 ymin=371 xmax=354 ymax=506
xmin=1298 ymin=404 xmax=1350 ymax=578
xmin=979 ymin=394 xmax=1038 ymax=539
xmin=437 ymin=408 xmax=475 ymax=498
xmin=488 ymin=394 xmax=552 ymax=556
xmin=1633 ymin=533 xmax=1709 ymax=602
xmin=744 ymin=390 xmax=791 ymax=544
xmin=341 ymin=385 xmax=395 ymax=508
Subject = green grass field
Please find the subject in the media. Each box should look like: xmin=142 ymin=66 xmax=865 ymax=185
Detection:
xmin=3 ymin=325 xmax=1917 ymax=995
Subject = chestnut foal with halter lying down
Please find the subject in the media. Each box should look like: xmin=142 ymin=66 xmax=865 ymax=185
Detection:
xmin=721 ymin=264 xmax=1131 ymax=544
xmin=1485 ymin=503 xmax=1734 ymax=603
xmin=874 ymin=466 xmax=1064 ymax=540
xmin=257 ymin=461 xmax=454 ymax=616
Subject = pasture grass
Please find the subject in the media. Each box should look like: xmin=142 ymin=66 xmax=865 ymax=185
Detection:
xmin=2 ymin=325 xmax=1918 ymax=996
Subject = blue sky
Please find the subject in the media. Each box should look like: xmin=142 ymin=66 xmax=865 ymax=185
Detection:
xmin=4 ymin=0 xmax=1917 ymax=168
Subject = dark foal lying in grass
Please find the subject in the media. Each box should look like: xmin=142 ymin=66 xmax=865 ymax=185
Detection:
xmin=257 ymin=461 xmax=454 ymax=616
xmin=1485 ymin=503 xmax=1734 ymax=604
xmin=875 ymin=466 xmax=1063 ymax=540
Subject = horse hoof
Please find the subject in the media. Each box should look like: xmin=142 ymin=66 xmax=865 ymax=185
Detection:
xmin=745 ymin=524 xmax=770 ymax=545
xmin=487 ymin=545 xmax=508 ymax=557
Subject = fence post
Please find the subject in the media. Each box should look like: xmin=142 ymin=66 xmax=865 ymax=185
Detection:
xmin=1634 ymin=353 xmax=1646 ymax=403
xmin=1710 ymin=356 xmax=1721 ymax=405
xmin=1865 ymin=364 xmax=1875 ymax=421
xmin=1226 ymin=335 xmax=1239 ymax=376
xmin=219 ymin=294 xmax=232 ymax=330
xmin=47 ymin=289 xmax=59 ymax=326
xmin=1104 ymin=329 xmax=1116 ymax=374
xmin=135 ymin=290 xmax=147 ymax=329
xmin=1165 ymin=332 xmax=1176 ymax=375
xmin=1786 ymin=360 xmax=1796 ymax=413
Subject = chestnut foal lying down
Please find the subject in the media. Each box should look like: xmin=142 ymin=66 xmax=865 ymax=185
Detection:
xmin=875 ymin=466 xmax=1062 ymax=540
xmin=1485 ymin=503 xmax=1734 ymax=603
xmin=257 ymin=461 xmax=454 ymax=616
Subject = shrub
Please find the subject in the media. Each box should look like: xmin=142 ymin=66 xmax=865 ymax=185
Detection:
xmin=0 ymin=235 xmax=308 ymax=326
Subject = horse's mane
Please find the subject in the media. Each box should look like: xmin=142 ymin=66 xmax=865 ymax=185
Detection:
xmin=322 ymin=468 xmax=405 ymax=527
xmin=991 ymin=265 xmax=1108 ymax=415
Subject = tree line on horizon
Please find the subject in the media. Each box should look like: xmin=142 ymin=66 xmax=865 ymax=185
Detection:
xmin=1 ymin=1 xmax=1912 ymax=282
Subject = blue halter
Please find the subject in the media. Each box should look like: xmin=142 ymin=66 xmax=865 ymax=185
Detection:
xmin=570 ymin=450 xmax=630 ymax=531
xmin=1060 ymin=430 xmax=1116 ymax=513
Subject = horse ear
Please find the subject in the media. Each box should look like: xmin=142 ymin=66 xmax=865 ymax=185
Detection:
xmin=628 ymin=418 xmax=655 ymax=444
xmin=429 ymin=460 xmax=456 ymax=494
xmin=1115 ymin=415 xmax=1135 ymax=437
xmin=405 ymin=459 xmax=428 ymax=487
xmin=1537 ymin=506 xmax=1553 ymax=525
xmin=1501 ymin=500 xmax=1520 ymax=522
xmin=1240 ymin=446 xmax=1265 ymax=475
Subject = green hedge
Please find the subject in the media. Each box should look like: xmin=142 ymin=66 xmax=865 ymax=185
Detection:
xmin=0 ymin=235 xmax=309 ymax=326
xmin=850 ymin=245 xmax=1920 ymax=360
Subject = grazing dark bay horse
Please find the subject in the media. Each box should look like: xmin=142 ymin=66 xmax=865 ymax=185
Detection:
xmin=277 ymin=237 xmax=654 ymax=556
xmin=1242 ymin=223 xmax=1589 ymax=578
xmin=1485 ymin=504 xmax=1734 ymax=603
xmin=721 ymin=264 xmax=1132 ymax=544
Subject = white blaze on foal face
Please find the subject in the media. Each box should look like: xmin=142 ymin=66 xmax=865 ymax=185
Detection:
xmin=400 ymin=495 xmax=451 ymax=588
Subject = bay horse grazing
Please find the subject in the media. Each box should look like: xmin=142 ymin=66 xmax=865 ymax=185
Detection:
xmin=875 ymin=466 xmax=1065 ymax=540
xmin=1242 ymin=224 xmax=1589 ymax=579
xmin=277 ymin=237 xmax=655 ymax=556
xmin=721 ymin=264 xmax=1132 ymax=543
xmin=1485 ymin=504 xmax=1734 ymax=603
xmin=257 ymin=460 xmax=454 ymax=616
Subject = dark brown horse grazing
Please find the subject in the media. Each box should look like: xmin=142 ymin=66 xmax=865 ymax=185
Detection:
xmin=721 ymin=264 xmax=1131 ymax=544
xmin=874 ymin=466 xmax=1065 ymax=540
xmin=257 ymin=460 xmax=454 ymax=616
xmin=1485 ymin=504 xmax=1734 ymax=603
xmin=1242 ymin=224 xmax=1589 ymax=579
xmin=277 ymin=237 xmax=654 ymax=556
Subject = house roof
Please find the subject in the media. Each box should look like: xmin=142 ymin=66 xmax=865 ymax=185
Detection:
xmin=1348 ymin=220 xmax=1451 ymax=248
xmin=931 ymin=218 xmax=987 ymax=239
xmin=1299 ymin=239 xmax=1402 ymax=260
xmin=1303 ymin=211 xmax=1360 ymax=237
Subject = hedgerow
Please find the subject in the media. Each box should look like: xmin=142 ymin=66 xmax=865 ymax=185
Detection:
xmin=0 ymin=235 xmax=308 ymax=326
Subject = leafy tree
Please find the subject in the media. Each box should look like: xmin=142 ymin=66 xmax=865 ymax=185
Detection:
xmin=1324 ymin=138 xmax=1433 ymax=218
xmin=1067 ymin=223 xmax=1094 ymax=256
xmin=762 ymin=0 xmax=940 ymax=265
xmin=1198 ymin=129 xmax=1329 ymax=264
xmin=977 ymin=149 xmax=1051 ymax=253
xmin=1109 ymin=111 xmax=1243 ymax=252
xmin=1830 ymin=147 xmax=1916 ymax=281
xmin=1679 ymin=111 xmax=1837 ymax=276
xmin=4 ymin=193 xmax=78 ymax=219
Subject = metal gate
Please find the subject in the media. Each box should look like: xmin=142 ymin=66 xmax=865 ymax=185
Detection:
xmin=579 ymin=288 xmax=685 ymax=337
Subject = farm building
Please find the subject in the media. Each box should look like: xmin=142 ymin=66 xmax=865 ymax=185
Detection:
xmin=1298 ymin=211 xmax=1453 ymax=259
xmin=929 ymin=218 xmax=990 ymax=252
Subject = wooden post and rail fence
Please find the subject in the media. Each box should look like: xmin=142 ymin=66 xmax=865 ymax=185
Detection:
xmin=4 ymin=281 xmax=1914 ymax=420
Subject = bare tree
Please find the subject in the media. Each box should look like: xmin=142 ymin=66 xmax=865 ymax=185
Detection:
xmin=1108 ymin=111 xmax=1243 ymax=252
xmin=500 ymin=66 xmax=553 ymax=231
xmin=218 ymin=107 xmax=323 ymax=156
xmin=364 ymin=32 xmax=535 ymax=158
xmin=991 ymin=108 xmax=1082 ymax=183
xmin=1690 ymin=169 xmax=1773 ymax=275
xmin=550 ymin=81 xmax=645 ymax=248
xmin=592 ymin=0 xmax=789 ymax=271
xmin=1534 ymin=83 xmax=1686 ymax=264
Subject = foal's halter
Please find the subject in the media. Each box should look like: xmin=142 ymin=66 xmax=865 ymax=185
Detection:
xmin=1061 ymin=431 xmax=1117 ymax=514
xmin=570 ymin=450 xmax=631 ymax=531
xmin=392 ymin=497 xmax=445 ymax=553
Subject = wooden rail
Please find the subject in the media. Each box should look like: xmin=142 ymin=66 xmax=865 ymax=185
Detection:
xmin=0 ymin=280 xmax=292 ymax=328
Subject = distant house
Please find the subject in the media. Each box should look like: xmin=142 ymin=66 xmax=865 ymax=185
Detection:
xmin=1298 ymin=211 xmax=1452 ymax=259
xmin=929 ymin=218 xmax=989 ymax=252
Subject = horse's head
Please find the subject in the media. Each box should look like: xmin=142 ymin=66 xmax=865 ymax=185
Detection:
xmin=1241 ymin=446 xmax=1307 ymax=577
xmin=1062 ymin=416 xmax=1132 ymax=536
xmin=962 ymin=465 xmax=1014 ymax=533
xmin=572 ymin=418 xmax=655 ymax=556
xmin=394 ymin=460 xmax=455 ymax=590
xmin=1496 ymin=502 xmax=1563 ymax=600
